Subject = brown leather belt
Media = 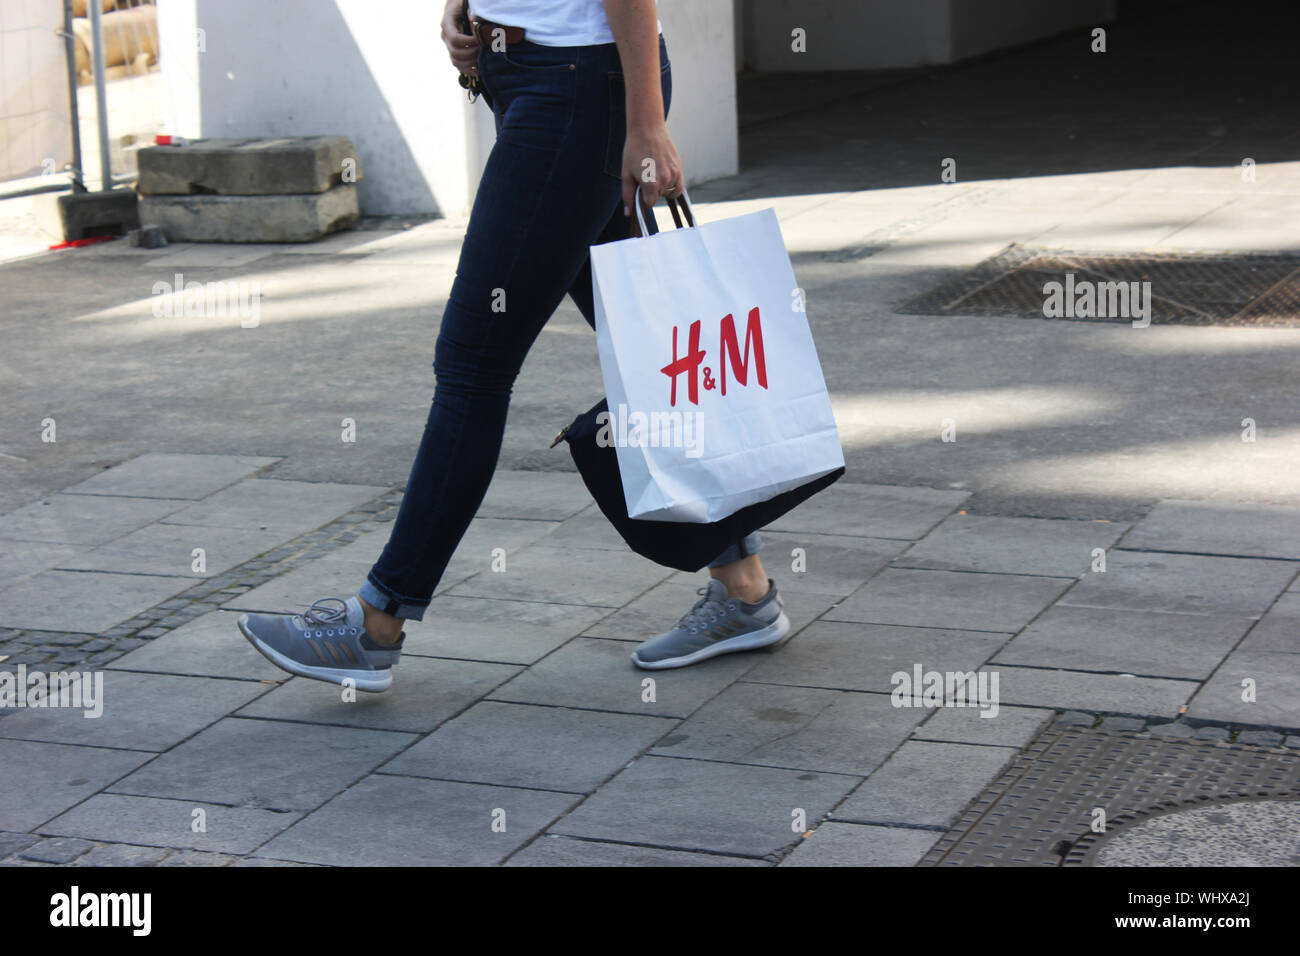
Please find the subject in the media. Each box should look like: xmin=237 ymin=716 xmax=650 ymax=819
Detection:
xmin=471 ymin=17 xmax=526 ymax=47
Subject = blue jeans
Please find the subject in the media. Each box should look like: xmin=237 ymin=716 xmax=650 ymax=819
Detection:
xmin=361 ymin=35 xmax=760 ymax=621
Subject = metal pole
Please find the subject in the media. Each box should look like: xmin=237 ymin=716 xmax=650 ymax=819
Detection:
xmin=88 ymin=0 xmax=113 ymax=190
xmin=61 ymin=0 xmax=85 ymax=192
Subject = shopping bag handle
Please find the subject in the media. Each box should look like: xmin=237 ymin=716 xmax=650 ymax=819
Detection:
xmin=630 ymin=183 xmax=695 ymax=238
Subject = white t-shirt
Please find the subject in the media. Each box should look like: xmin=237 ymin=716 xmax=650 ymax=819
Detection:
xmin=467 ymin=0 xmax=660 ymax=47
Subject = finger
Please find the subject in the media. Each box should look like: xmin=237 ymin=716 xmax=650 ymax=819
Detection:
xmin=640 ymin=178 xmax=661 ymax=209
xmin=622 ymin=177 xmax=637 ymax=220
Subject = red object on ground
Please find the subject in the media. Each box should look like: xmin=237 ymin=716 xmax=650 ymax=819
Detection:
xmin=48 ymin=235 xmax=120 ymax=251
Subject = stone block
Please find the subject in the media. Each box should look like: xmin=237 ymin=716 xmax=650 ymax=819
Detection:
xmin=57 ymin=188 xmax=139 ymax=240
xmin=137 ymin=137 xmax=361 ymax=196
xmin=139 ymin=185 xmax=359 ymax=243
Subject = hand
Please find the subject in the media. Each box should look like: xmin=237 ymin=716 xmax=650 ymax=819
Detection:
xmin=621 ymin=122 xmax=684 ymax=227
xmin=441 ymin=0 xmax=480 ymax=77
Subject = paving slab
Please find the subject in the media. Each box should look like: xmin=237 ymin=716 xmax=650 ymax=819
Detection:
xmin=1119 ymin=499 xmax=1300 ymax=561
xmin=1231 ymin=592 xmax=1300 ymax=654
xmin=670 ymin=531 xmax=906 ymax=596
xmin=489 ymin=637 xmax=757 ymax=718
xmin=227 ymin=857 xmax=318 ymax=867
xmin=382 ymin=700 xmax=675 ymax=793
xmin=57 ymin=522 xmax=285 ymax=577
xmin=0 ymin=670 xmax=268 ymax=751
xmin=225 ymin=517 xmax=560 ymax=613
xmin=106 ymin=609 xmax=285 ymax=681
xmin=780 ymin=822 xmax=940 ymax=866
xmin=157 ymin=850 xmax=236 ymax=866
xmin=506 ymin=834 xmax=768 ymax=866
xmin=400 ymin=594 xmax=603 ymax=664
xmin=826 ymin=568 xmax=1072 ymax=633
xmin=109 ymin=717 xmax=416 ymax=811
xmin=76 ymin=843 xmax=172 ymax=866
xmin=221 ymin=555 xmax=398 ymax=613
xmin=0 ymin=494 xmax=185 ymax=545
xmin=833 ymin=741 xmax=1019 ymax=827
xmin=235 ymin=657 xmax=520 ymax=734
xmin=448 ymin=545 xmax=673 ymax=608
xmin=0 ymin=738 xmax=151 ymax=831
xmin=0 ymin=832 xmax=38 ymax=857
xmin=909 ymin=704 xmax=1054 ymax=748
xmin=1058 ymin=550 xmax=1295 ymax=616
xmin=532 ymin=505 xmax=638 ymax=552
xmin=581 ymin=579 xmax=839 ymax=643
xmin=552 ymin=755 xmax=860 ymax=858
xmin=476 ymin=471 xmax=594 ymax=522
xmin=256 ymin=773 xmax=578 ymax=866
xmin=744 ymin=621 xmax=1007 ymax=694
xmin=61 ymin=453 xmax=278 ymax=500
xmin=651 ymin=683 xmax=923 ymax=776
xmin=765 ymin=482 xmax=968 ymax=540
xmin=992 ymin=604 xmax=1254 ymax=680
xmin=894 ymin=514 xmax=1128 ymax=576
xmin=0 ymin=569 xmax=196 ymax=633
xmin=1185 ymin=592 xmax=1300 ymax=727
xmin=987 ymin=666 xmax=1196 ymax=716
xmin=326 ymin=515 xmax=559 ymax=567
xmin=0 ymin=541 xmax=84 ymax=591
xmin=40 ymin=794 xmax=302 ymax=855
xmin=158 ymin=478 xmax=386 ymax=537
xmin=19 ymin=837 xmax=94 ymax=864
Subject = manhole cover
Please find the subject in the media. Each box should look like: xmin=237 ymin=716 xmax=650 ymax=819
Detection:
xmin=899 ymin=247 xmax=1300 ymax=326
xmin=920 ymin=727 xmax=1300 ymax=866
xmin=1070 ymin=797 xmax=1300 ymax=867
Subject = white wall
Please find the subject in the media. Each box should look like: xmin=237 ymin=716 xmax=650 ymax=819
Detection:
xmin=156 ymin=0 xmax=737 ymax=217
xmin=659 ymin=0 xmax=737 ymax=185
xmin=1 ymin=0 xmax=70 ymax=183
xmin=159 ymin=0 xmax=460 ymax=216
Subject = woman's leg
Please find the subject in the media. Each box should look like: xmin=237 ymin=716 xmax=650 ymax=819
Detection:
xmin=238 ymin=39 xmax=706 ymax=686
xmin=360 ymin=41 xmax=634 ymax=633
xmin=705 ymin=535 xmax=769 ymax=604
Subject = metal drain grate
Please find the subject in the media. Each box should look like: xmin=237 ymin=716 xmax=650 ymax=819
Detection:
xmin=919 ymin=727 xmax=1300 ymax=866
xmin=899 ymin=247 xmax=1300 ymax=326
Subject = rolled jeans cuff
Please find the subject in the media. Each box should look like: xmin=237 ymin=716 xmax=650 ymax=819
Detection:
xmin=359 ymin=575 xmax=429 ymax=622
xmin=707 ymin=531 xmax=762 ymax=569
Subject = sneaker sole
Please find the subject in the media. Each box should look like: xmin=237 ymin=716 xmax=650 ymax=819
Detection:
xmin=631 ymin=612 xmax=791 ymax=670
xmin=237 ymin=615 xmax=392 ymax=693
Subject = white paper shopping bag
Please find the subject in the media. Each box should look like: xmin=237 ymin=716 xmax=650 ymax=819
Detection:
xmin=590 ymin=190 xmax=844 ymax=523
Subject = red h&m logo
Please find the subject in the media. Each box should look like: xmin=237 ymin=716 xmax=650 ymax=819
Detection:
xmin=660 ymin=307 xmax=768 ymax=407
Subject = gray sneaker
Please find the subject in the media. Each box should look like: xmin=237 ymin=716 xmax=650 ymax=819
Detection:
xmin=632 ymin=578 xmax=790 ymax=670
xmin=237 ymin=596 xmax=404 ymax=693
